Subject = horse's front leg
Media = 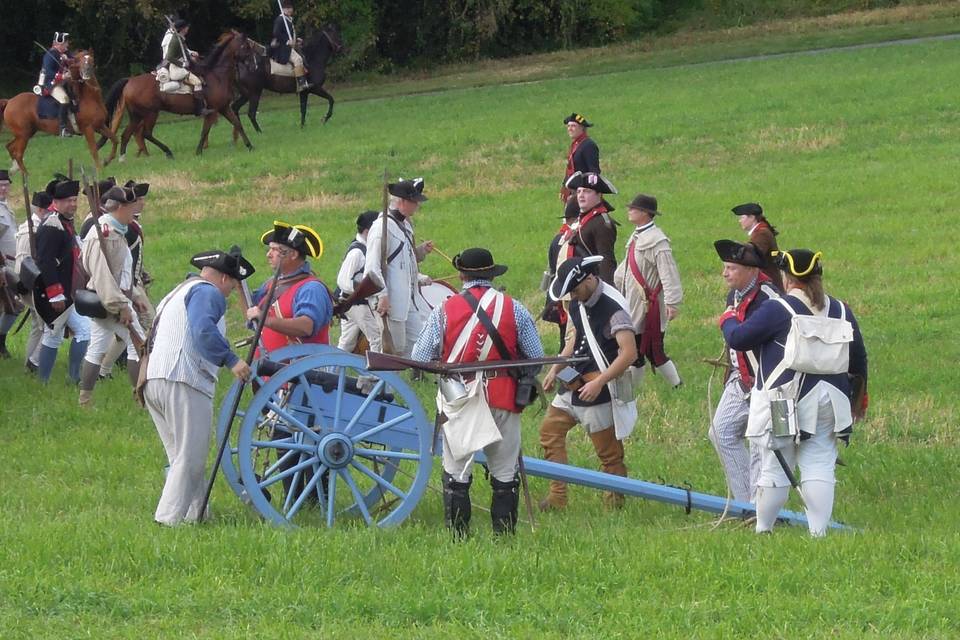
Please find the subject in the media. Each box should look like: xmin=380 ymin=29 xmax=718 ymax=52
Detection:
xmin=97 ymin=125 xmax=119 ymax=166
xmin=195 ymin=113 xmax=216 ymax=155
xmin=221 ymin=107 xmax=253 ymax=151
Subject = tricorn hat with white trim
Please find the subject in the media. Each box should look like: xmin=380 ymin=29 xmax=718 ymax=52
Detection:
xmin=190 ymin=245 xmax=255 ymax=281
xmin=549 ymin=255 xmax=602 ymax=301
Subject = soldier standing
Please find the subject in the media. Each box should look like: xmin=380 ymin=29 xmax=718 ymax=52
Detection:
xmin=0 ymin=170 xmax=21 ymax=358
xmin=144 ymin=247 xmax=254 ymax=526
xmin=335 ymin=210 xmax=381 ymax=353
xmin=559 ymin=171 xmax=618 ymax=284
xmin=17 ymin=190 xmax=53 ymax=372
xmin=33 ymin=179 xmax=90 ymax=383
xmin=412 ymin=248 xmax=544 ymax=536
xmin=559 ymin=113 xmax=600 ymax=201
xmin=363 ymin=179 xmax=434 ymax=357
xmin=613 ymin=193 xmax=684 ymax=389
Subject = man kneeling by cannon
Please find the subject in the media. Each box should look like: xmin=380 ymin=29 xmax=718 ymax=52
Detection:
xmin=410 ymin=248 xmax=544 ymax=537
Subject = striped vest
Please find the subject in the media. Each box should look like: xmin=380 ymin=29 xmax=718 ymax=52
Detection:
xmin=147 ymin=278 xmax=226 ymax=398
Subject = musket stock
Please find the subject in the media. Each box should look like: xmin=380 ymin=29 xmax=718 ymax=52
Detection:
xmin=332 ymin=274 xmax=383 ymax=316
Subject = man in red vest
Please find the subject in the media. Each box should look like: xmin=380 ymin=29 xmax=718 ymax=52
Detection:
xmin=246 ymin=221 xmax=332 ymax=353
xmin=411 ymin=248 xmax=544 ymax=537
xmin=613 ymin=193 xmax=683 ymax=389
xmin=559 ymin=112 xmax=600 ymax=201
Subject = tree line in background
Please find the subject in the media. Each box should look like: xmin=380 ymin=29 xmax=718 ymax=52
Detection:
xmin=0 ymin=0 xmax=916 ymax=91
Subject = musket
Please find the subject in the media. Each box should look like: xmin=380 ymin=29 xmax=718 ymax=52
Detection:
xmin=365 ymin=351 xmax=590 ymax=376
xmin=21 ymin=175 xmax=37 ymax=260
xmin=377 ymin=169 xmax=395 ymax=353
xmin=79 ymin=168 xmax=145 ymax=351
xmin=331 ymin=274 xmax=381 ymax=316
xmin=164 ymin=15 xmax=191 ymax=67
xmin=199 ymin=259 xmax=285 ymax=522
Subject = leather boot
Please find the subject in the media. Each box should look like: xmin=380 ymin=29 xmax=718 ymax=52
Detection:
xmin=442 ymin=472 xmax=472 ymax=538
xmin=193 ymin=92 xmax=214 ymax=116
xmin=296 ymin=73 xmax=313 ymax=93
xmin=68 ymin=339 xmax=88 ymax=384
xmin=589 ymin=427 xmax=628 ymax=509
xmin=126 ymin=358 xmax=141 ymax=388
xmin=490 ymin=476 xmax=519 ymax=535
xmin=36 ymin=344 xmax=59 ymax=383
xmin=537 ymin=405 xmax=577 ymax=510
xmin=78 ymin=360 xmax=100 ymax=407
xmin=58 ymin=104 xmax=75 ymax=137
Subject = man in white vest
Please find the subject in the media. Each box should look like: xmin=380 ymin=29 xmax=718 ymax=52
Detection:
xmin=144 ymin=247 xmax=254 ymax=526
xmin=363 ymin=178 xmax=434 ymax=357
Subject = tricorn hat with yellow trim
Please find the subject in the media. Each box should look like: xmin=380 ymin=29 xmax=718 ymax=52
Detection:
xmin=261 ymin=220 xmax=323 ymax=258
xmin=772 ymin=248 xmax=822 ymax=278
xmin=563 ymin=112 xmax=592 ymax=128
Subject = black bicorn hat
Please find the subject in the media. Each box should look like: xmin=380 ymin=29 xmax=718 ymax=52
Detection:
xmin=565 ymin=171 xmax=617 ymax=195
xmin=772 ymin=248 xmax=823 ymax=278
xmin=356 ymin=210 xmax=379 ymax=233
xmin=388 ymin=178 xmax=427 ymax=203
xmin=452 ymin=247 xmax=508 ymax=280
xmin=0 ymin=170 xmax=10 ymax=182
xmin=190 ymin=245 xmax=255 ymax=281
xmin=32 ymin=191 xmax=53 ymax=209
xmin=53 ymin=32 xmax=70 ymax=44
xmin=261 ymin=220 xmax=324 ymax=258
xmin=626 ymin=193 xmax=662 ymax=216
xmin=732 ymin=202 xmax=763 ymax=217
xmin=123 ymin=180 xmax=150 ymax=198
xmin=549 ymin=255 xmax=602 ymax=301
xmin=714 ymin=239 xmax=764 ymax=268
xmin=563 ymin=112 xmax=592 ymax=128
xmin=52 ymin=180 xmax=80 ymax=199
xmin=101 ymin=185 xmax=137 ymax=205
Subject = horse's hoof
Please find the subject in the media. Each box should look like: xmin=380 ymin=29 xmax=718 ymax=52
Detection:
xmin=246 ymin=144 xmax=254 ymax=151
xmin=165 ymin=154 xmax=174 ymax=160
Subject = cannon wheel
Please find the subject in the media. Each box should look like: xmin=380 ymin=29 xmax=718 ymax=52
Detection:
xmin=235 ymin=351 xmax=433 ymax=528
xmin=215 ymin=344 xmax=340 ymax=502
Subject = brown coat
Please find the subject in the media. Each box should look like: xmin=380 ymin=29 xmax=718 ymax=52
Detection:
xmin=749 ymin=222 xmax=782 ymax=290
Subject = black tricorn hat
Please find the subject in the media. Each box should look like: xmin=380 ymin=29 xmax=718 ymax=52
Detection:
xmin=714 ymin=239 xmax=764 ymax=268
xmin=97 ymin=177 xmax=117 ymax=196
xmin=280 ymin=0 xmax=294 ymax=8
xmin=190 ymin=245 xmax=255 ymax=281
xmin=563 ymin=112 xmax=592 ymax=128
xmin=453 ymin=247 xmax=508 ymax=280
xmin=356 ymin=210 xmax=379 ymax=232
xmin=626 ymin=193 xmax=661 ymax=216
xmin=772 ymin=248 xmax=823 ymax=278
xmin=549 ymin=255 xmax=602 ymax=301
xmin=732 ymin=202 xmax=763 ymax=217
xmin=124 ymin=179 xmax=150 ymax=198
xmin=261 ymin=220 xmax=324 ymax=258
xmin=173 ymin=18 xmax=189 ymax=30
xmin=562 ymin=195 xmax=580 ymax=220
xmin=101 ymin=185 xmax=137 ymax=206
xmin=388 ymin=178 xmax=427 ymax=203
xmin=52 ymin=180 xmax=80 ymax=199
xmin=565 ymin=171 xmax=617 ymax=195
xmin=0 ymin=170 xmax=10 ymax=182
xmin=32 ymin=191 xmax=53 ymax=209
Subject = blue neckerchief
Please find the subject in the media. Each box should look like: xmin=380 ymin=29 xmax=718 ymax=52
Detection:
xmin=102 ymin=213 xmax=128 ymax=235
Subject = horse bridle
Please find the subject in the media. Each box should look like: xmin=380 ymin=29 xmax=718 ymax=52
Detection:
xmin=321 ymin=28 xmax=343 ymax=54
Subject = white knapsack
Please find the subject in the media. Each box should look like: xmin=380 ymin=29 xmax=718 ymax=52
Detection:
xmin=775 ymin=296 xmax=852 ymax=376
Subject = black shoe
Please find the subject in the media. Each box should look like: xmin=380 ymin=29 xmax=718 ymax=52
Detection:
xmin=296 ymin=77 xmax=313 ymax=93
xmin=25 ymin=360 xmax=38 ymax=374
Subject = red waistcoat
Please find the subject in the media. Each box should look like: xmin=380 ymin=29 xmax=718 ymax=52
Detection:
xmin=441 ymin=286 xmax=520 ymax=413
xmin=260 ymin=275 xmax=329 ymax=354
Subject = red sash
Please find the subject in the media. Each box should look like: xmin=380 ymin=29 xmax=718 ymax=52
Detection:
xmin=626 ymin=237 xmax=664 ymax=354
xmin=564 ymin=206 xmax=604 ymax=260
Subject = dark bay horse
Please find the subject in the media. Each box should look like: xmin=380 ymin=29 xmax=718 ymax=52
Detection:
xmin=104 ymin=30 xmax=255 ymax=159
xmin=0 ymin=51 xmax=118 ymax=174
xmin=233 ymin=24 xmax=343 ymax=131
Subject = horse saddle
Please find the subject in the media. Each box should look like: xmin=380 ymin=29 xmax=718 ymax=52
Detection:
xmin=36 ymin=95 xmax=59 ymax=120
xmin=269 ymin=59 xmax=296 ymax=78
xmin=153 ymin=68 xmax=193 ymax=95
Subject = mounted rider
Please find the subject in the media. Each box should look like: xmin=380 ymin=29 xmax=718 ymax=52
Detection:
xmin=270 ymin=0 xmax=312 ymax=92
xmin=159 ymin=17 xmax=213 ymax=116
xmin=35 ymin=32 xmax=76 ymax=137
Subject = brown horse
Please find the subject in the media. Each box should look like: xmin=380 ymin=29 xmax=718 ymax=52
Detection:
xmin=0 ymin=51 xmax=118 ymax=175
xmin=106 ymin=30 xmax=255 ymax=159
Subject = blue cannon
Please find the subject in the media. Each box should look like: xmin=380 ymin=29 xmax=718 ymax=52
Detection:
xmin=215 ymin=344 xmax=839 ymax=530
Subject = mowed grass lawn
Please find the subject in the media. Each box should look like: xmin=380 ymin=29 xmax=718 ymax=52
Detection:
xmin=2 ymin=32 xmax=959 ymax=638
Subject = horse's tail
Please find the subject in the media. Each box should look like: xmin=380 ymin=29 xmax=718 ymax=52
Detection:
xmin=109 ymin=85 xmax=129 ymax=136
xmin=0 ymin=99 xmax=7 ymax=133
xmin=104 ymin=78 xmax=128 ymax=122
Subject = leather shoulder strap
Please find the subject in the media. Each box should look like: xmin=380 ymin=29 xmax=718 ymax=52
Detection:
xmin=461 ymin=289 xmax=512 ymax=362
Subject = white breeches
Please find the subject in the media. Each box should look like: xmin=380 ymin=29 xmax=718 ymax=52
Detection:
xmin=145 ymin=378 xmax=214 ymax=525
xmin=756 ymin=392 xmax=838 ymax=488
xmin=41 ymin=305 xmax=90 ymax=348
xmin=442 ymin=408 xmax=520 ymax=483
xmin=337 ymin=303 xmax=381 ymax=353
xmin=51 ymin=85 xmax=69 ymax=104
xmin=383 ymin=312 xmax=425 ymax=358
xmin=84 ymin=313 xmax=145 ymax=365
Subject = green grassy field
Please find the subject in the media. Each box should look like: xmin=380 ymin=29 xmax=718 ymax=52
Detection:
xmin=2 ymin=19 xmax=960 ymax=639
